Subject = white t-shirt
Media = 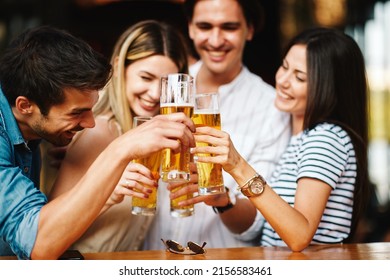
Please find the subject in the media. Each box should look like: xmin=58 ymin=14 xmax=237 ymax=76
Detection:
xmin=143 ymin=62 xmax=291 ymax=249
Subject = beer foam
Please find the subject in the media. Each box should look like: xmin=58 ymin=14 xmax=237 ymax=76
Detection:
xmin=161 ymin=103 xmax=193 ymax=107
xmin=194 ymin=109 xmax=219 ymax=114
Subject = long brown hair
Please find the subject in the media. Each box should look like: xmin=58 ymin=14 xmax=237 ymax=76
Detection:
xmin=284 ymin=27 xmax=370 ymax=240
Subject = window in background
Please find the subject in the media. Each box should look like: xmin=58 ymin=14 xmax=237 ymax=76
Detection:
xmin=347 ymin=1 xmax=390 ymax=206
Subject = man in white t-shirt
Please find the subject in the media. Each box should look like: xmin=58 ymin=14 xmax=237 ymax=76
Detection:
xmin=144 ymin=0 xmax=290 ymax=249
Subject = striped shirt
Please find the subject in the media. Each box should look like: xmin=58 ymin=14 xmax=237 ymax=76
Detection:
xmin=261 ymin=123 xmax=356 ymax=246
xmin=143 ymin=62 xmax=291 ymax=249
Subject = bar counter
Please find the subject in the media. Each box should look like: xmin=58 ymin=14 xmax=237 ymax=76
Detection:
xmin=2 ymin=242 xmax=389 ymax=260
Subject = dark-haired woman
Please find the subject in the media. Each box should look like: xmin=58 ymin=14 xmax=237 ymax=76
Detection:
xmin=192 ymin=27 xmax=370 ymax=251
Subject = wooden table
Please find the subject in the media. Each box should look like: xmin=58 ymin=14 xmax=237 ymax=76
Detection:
xmin=1 ymin=242 xmax=389 ymax=260
xmin=83 ymin=242 xmax=390 ymax=260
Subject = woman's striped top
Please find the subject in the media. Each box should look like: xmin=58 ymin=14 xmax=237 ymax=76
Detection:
xmin=261 ymin=123 xmax=356 ymax=246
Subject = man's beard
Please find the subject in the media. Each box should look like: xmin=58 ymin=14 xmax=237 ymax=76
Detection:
xmin=31 ymin=119 xmax=83 ymax=146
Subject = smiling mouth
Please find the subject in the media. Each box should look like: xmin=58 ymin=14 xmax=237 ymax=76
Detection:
xmin=276 ymin=90 xmax=293 ymax=100
xmin=208 ymin=50 xmax=226 ymax=58
xmin=65 ymin=128 xmax=83 ymax=138
xmin=139 ymin=98 xmax=158 ymax=109
xmin=64 ymin=131 xmax=76 ymax=139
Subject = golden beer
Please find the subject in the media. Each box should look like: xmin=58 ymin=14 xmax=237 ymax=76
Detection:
xmin=192 ymin=112 xmax=225 ymax=195
xmin=131 ymin=115 xmax=161 ymax=216
xmin=170 ymin=183 xmax=194 ymax=217
xmin=160 ymin=105 xmax=194 ymax=182
xmin=131 ymin=152 xmax=161 ymax=216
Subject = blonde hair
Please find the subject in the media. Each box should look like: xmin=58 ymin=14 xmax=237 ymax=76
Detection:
xmin=93 ymin=20 xmax=189 ymax=132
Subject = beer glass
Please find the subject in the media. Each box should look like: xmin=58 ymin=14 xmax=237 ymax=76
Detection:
xmin=131 ymin=116 xmax=161 ymax=216
xmin=192 ymin=92 xmax=225 ymax=195
xmin=160 ymin=73 xmax=195 ymax=183
xmin=170 ymin=182 xmax=194 ymax=218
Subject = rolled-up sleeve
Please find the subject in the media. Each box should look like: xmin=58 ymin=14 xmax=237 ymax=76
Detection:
xmin=232 ymin=207 xmax=265 ymax=242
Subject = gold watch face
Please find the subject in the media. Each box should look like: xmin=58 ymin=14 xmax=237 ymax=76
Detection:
xmin=240 ymin=174 xmax=266 ymax=197
xmin=248 ymin=176 xmax=265 ymax=196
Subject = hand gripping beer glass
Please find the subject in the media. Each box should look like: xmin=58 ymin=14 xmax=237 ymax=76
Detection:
xmin=160 ymin=73 xmax=195 ymax=183
xmin=169 ymin=154 xmax=196 ymax=218
xmin=131 ymin=116 xmax=161 ymax=216
xmin=192 ymin=92 xmax=225 ymax=195
xmin=170 ymin=182 xmax=194 ymax=217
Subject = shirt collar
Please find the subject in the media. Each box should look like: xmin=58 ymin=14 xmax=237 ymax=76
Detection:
xmin=0 ymin=86 xmax=26 ymax=146
xmin=190 ymin=60 xmax=249 ymax=94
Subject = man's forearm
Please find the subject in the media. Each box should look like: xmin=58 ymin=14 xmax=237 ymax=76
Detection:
xmin=31 ymin=141 xmax=129 ymax=259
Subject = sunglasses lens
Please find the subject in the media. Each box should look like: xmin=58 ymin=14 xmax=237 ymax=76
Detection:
xmin=187 ymin=241 xmax=205 ymax=254
xmin=166 ymin=240 xmax=185 ymax=252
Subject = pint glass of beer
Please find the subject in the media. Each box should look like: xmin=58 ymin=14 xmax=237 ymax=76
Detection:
xmin=131 ymin=116 xmax=161 ymax=216
xmin=170 ymin=182 xmax=194 ymax=218
xmin=160 ymin=73 xmax=195 ymax=183
xmin=192 ymin=92 xmax=225 ymax=195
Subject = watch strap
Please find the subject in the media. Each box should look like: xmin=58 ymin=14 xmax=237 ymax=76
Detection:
xmin=240 ymin=186 xmax=253 ymax=197
xmin=212 ymin=187 xmax=235 ymax=214
xmin=212 ymin=201 xmax=234 ymax=214
xmin=238 ymin=173 xmax=258 ymax=190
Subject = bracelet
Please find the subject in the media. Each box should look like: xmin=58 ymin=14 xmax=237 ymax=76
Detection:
xmin=212 ymin=187 xmax=235 ymax=214
xmin=237 ymin=173 xmax=259 ymax=191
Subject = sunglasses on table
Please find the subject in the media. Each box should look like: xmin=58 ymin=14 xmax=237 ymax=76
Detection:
xmin=161 ymin=239 xmax=207 ymax=255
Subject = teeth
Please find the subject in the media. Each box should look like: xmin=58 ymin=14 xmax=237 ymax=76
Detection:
xmin=141 ymin=99 xmax=156 ymax=107
xmin=209 ymin=51 xmax=225 ymax=57
xmin=69 ymin=129 xmax=80 ymax=134
xmin=277 ymin=90 xmax=291 ymax=100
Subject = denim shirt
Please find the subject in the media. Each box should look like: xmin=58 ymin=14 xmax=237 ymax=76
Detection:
xmin=0 ymin=87 xmax=47 ymax=259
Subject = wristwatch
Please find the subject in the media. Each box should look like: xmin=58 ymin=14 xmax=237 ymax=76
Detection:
xmin=212 ymin=187 xmax=235 ymax=214
xmin=240 ymin=173 xmax=266 ymax=197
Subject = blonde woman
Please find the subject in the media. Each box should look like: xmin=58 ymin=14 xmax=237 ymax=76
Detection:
xmin=49 ymin=20 xmax=189 ymax=253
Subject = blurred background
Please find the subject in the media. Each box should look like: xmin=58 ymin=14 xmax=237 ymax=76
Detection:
xmin=1 ymin=0 xmax=390 ymax=242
